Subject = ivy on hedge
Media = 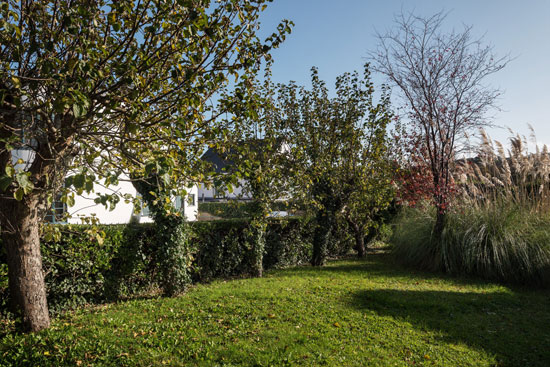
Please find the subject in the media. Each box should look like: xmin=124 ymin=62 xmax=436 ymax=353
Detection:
xmin=0 ymin=217 xmax=316 ymax=316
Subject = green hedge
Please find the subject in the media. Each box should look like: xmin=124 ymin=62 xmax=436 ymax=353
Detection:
xmin=0 ymin=224 xmax=160 ymax=315
xmin=0 ymin=217 xmax=315 ymax=316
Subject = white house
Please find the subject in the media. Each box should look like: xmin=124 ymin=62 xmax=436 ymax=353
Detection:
xmin=65 ymin=176 xmax=199 ymax=224
xmin=13 ymin=149 xmax=199 ymax=224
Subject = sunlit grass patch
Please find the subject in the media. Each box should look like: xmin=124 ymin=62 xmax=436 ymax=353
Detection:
xmin=1 ymin=254 xmax=549 ymax=366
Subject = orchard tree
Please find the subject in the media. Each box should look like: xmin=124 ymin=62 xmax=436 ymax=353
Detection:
xmin=338 ymin=81 xmax=395 ymax=258
xmin=207 ymin=65 xmax=289 ymax=277
xmin=0 ymin=0 xmax=290 ymax=331
xmin=277 ymin=65 xmax=395 ymax=265
xmin=370 ymin=11 xmax=509 ymax=238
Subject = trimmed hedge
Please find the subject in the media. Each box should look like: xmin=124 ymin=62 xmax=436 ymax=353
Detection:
xmin=0 ymin=217 xmax=315 ymax=316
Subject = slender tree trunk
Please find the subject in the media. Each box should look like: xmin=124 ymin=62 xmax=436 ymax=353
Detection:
xmin=1 ymin=196 xmax=50 ymax=332
xmin=346 ymin=219 xmax=366 ymax=258
xmin=312 ymin=210 xmax=332 ymax=266
xmin=249 ymin=222 xmax=266 ymax=277
xmin=133 ymin=177 xmax=191 ymax=296
xmin=433 ymin=210 xmax=446 ymax=242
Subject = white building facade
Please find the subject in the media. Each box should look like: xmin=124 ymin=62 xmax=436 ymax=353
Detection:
xmin=67 ymin=177 xmax=199 ymax=224
xmin=13 ymin=149 xmax=198 ymax=224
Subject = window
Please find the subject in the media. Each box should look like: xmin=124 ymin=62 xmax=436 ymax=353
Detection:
xmin=141 ymin=204 xmax=151 ymax=217
xmin=188 ymin=193 xmax=196 ymax=206
xmin=136 ymin=193 xmax=151 ymax=217
xmin=45 ymin=197 xmax=67 ymax=223
xmin=174 ymin=196 xmax=183 ymax=211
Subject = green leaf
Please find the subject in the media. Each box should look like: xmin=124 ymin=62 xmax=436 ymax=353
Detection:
xmin=15 ymin=172 xmax=34 ymax=194
xmin=73 ymin=174 xmax=85 ymax=189
xmin=73 ymin=103 xmax=85 ymax=118
xmin=0 ymin=175 xmax=12 ymax=192
xmin=14 ymin=187 xmax=24 ymax=201
xmin=5 ymin=165 xmax=15 ymax=177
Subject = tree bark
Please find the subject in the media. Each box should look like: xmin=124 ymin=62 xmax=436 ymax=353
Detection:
xmin=433 ymin=210 xmax=446 ymax=242
xmin=1 ymin=195 xmax=50 ymax=332
xmin=354 ymin=228 xmax=366 ymax=258
xmin=249 ymin=222 xmax=266 ymax=278
xmin=311 ymin=210 xmax=332 ymax=266
xmin=346 ymin=219 xmax=366 ymax=258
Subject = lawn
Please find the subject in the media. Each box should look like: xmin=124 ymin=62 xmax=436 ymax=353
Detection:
xmin=1 ymin=253 xmax=549 ymax=366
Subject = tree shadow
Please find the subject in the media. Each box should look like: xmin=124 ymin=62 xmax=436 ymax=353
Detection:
xmin=349 ymin=288 xmax=550 ymax=367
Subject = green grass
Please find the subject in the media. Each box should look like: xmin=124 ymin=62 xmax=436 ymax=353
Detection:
xmin=2 ymin=254 xmax=550 ymax=366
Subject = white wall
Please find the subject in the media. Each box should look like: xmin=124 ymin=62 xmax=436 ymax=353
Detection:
xmin=182 ymin=185 xmax=199 ymax=221
xmin=12 ymin=149 xmax=34 ymax=170
xmin=68 ymin=177 xmax=198 ymax=224
xmin=68 ymin=176 xmax=138 ymax=224
xmin=11 ymin=149 xmax=199 ymax=223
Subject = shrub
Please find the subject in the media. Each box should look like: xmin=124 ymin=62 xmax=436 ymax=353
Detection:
xmin=190 ymin=219 xmax=254 ymax=281
xmin=264 ymin=217 xmax=313 ymax=269
xmin=392 ymin=130 xmax=550 ymax=287
xmin=1 ymin=217 xmax=320 ymax=316
xmin=190 ymin=217 xmax=314 ymax=281
xmin=0 ymin=224 xmax=158 ymax=317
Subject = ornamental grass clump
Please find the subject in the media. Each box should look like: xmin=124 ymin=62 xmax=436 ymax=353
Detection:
xmin=392 ymin=128 xmax=550 ymax=286
xmin=455 ymin=128 xmax=550 ymax=213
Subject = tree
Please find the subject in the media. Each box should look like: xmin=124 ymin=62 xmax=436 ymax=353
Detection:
xmin=370 ymin=10 xmax=509 ymax=238
xmin=208 ymin=64 xmax=289 ymax=277
xmin=276 ymin=65 xmax=395 ymax=264
xmin=337 ymin=82 xmax=395 ymax=257
xmin=0 ymin=0 xmax=290 ymax=331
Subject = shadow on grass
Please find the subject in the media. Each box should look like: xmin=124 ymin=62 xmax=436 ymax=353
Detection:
xmin=349 ymin=288 xmax=550 ymax=367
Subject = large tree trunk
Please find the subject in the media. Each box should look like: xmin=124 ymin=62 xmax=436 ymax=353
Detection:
xmin=1 ymin=196 xmax=50 ymax=332
xmin=353 ymin=227 xmax=366 ymax=258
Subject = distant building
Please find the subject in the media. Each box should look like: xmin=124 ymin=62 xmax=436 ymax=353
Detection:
xmin=198 ymin=139 xmax=289 ymax=202
xmin=197 ymin=146 xmax=250 ymax=201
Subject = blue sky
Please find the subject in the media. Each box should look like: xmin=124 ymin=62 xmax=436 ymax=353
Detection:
xmin=258 ymin=0 xmax=550 ymax=148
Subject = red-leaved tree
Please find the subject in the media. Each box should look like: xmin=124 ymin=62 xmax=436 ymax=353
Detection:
xmin=371 ymin=11 xmax=509 ymax=238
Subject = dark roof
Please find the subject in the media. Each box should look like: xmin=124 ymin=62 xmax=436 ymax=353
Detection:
xmin=201 ymin=147 xmax=235 ymax=174
xmin=201 ymin=138 xmax=286 ymax=174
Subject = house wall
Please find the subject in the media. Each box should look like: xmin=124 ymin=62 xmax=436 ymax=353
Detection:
xmin=68 ymin=178 xmax=139 ymax=224
xmin=11 ymin=149 xmax=199 ymax=223
xmin=69 ymin=178 xmax=199 ymax=224
xmin=182 ymin=185 xmax=199 ymax=221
